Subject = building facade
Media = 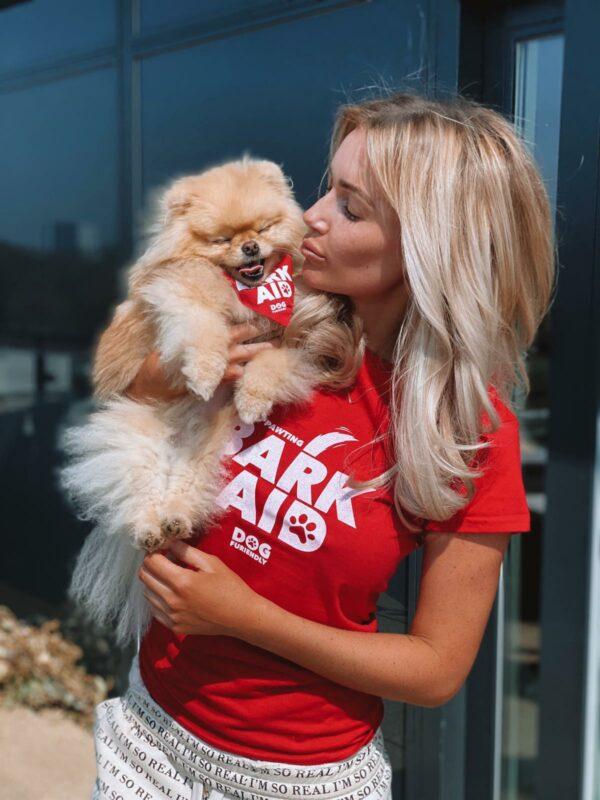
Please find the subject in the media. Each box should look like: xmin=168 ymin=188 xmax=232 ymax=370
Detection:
xmin=0 ymin=1 xmax=598 ymax=798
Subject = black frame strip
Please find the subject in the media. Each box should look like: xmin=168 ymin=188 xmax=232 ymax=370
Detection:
xmin=538 ymin=0 xmax=600 ymax=796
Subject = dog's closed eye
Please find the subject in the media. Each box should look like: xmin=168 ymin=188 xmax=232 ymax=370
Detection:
xmin=257 ymin=219 xmax=280 ymax=233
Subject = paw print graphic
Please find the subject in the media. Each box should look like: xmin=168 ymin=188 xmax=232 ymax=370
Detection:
xmin=288 ymin=514 xmax=317 ymax=544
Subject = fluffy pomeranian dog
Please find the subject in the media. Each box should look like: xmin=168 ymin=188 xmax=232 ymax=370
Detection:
xmin=58 ymin=156 xmax=345 ymax=648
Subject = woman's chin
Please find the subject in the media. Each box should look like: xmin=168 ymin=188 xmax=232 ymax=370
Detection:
xmin=299 ymin=273 xmax=344 ymax=299
xmin=298 ymin=267 xmax=329 ymax=290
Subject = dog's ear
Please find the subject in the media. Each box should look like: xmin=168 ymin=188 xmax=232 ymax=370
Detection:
xmin=245 ymin=158 xmax=292 ymax=192
xmin=162 ymin=177 xmax=194 ymax=223
xmin=263 ymin=161 xmax=288 ymax=187
xmin=254 ymin=160 xmax=284 ymax=179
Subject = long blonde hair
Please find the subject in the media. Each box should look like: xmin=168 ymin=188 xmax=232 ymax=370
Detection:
xmin=305 ymin=90 xmax=556 ymax=532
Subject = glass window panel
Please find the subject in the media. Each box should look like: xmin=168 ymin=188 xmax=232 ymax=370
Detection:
xmin=140 ymin=0 xmax=424 ymax=211
xmin=140 ymin=0 xmax=265 ymax=32
xmin=0 ymin=65 xmax=119 ymax=644
xmin=0 ymin=348 xmax=75 ymax=412
xmin=0 ymin=67 xmax=119 ymax=406
xmin=502 ymin=32 xmax=564 ymax=800
xmin=515 ymin=34 xmax=564 ymax=224
xmin=0 ymin=347 xmax=34 ymax=413
xmin=0 ymin=0 xmax=116 ymax=75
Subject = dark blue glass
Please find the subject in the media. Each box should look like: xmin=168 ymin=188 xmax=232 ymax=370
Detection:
xmin=140 ymin=0 xmax=425 ymax=209
xmin=0 ymin=0 xmax=115 ymax=75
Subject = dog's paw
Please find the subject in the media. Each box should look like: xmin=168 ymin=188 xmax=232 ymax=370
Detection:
xmin=136 ymin=528 xmax=168 ymax=553
xmin=181 ymin=349 xmax=227 ymax=401
xmin=160 ymin=516 xmax=193 ymax=542
xmin=132 ymin=510 xmax=169 ymax=552
xmin=234 ymin=386 xmax=274 ymax=425
xmin=181 ymin=367 xmax=220 ymax=401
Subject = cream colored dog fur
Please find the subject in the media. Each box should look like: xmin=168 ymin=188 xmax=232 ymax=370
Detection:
xmin=58 ymin=156 xmax=334 ymax=646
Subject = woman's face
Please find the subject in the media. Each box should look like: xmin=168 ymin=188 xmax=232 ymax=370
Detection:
xmin=300 ymin=126 xmax=404 ymax=302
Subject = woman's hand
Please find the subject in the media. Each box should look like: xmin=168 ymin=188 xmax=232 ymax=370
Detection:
xmin=222 ymin=322 xmax=281 ymax=381
xmin=125 ymin=323 xmax=279 ymax=402
xmin=138 ymin=539 xmax=260 ymax=637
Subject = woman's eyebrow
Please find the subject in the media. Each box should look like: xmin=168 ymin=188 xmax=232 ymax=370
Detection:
xmin=329 ymin=167 xmax=373 ymax=207
xmin=327 ymin=164 xmax=374 ymax=208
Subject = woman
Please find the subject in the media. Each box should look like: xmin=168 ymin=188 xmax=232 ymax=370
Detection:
xmin=91 ymin=91 xmax=555 ymax=800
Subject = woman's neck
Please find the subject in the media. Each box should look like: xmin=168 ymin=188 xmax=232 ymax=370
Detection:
xmin=354 ymin=284 xmax=409 ymax=362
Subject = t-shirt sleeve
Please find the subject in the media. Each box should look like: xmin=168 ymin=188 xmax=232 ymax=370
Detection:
xmin=422 ymin=395 xmax=531 ymax=535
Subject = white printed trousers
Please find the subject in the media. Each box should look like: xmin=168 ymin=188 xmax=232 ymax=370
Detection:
xmin=90 ymin=654 xmax=393 ymax=800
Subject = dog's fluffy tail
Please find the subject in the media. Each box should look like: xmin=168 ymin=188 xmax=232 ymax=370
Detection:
xmin=56 ymin=397 xmax=173 ymax=534
xmin=67 ymin=521 xmax=151 ymax=648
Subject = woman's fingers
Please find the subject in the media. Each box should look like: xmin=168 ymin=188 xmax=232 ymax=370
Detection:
xmin=228 ymin=341 xmax=278 ymax=364
xmin=145 ymin=599 xmax=172 ymax=629
xmin=229 ymin=322 xmax=262 ymax=344
xmin=221 ymin=341 xmax=278 ymax=383
xmin=219 ymin=323 xmax=280 ymax=383
xmin=222 ymin=364 xmax=245 ymax=382
xmin=142 ymin=589 xmax=171 ymax=617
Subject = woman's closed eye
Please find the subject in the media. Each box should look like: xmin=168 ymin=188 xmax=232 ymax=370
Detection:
xmin=339 ymin=199 xmax=361 ymax=222
xmin=324 ymin=180 xmax=361 ymax=222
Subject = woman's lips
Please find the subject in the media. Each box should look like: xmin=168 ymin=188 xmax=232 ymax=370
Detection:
xmin=301 ymin=241 xmax=326 ymax=261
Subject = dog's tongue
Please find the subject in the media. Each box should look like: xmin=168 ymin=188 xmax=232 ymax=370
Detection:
xmin=239 ymin=263 xmax=262 ymax=276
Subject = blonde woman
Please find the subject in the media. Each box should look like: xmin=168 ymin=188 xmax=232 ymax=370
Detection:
xmin=90 ymin=91 xmax=555 ymax=800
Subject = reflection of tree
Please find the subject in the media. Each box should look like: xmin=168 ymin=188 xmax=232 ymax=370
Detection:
xmin=0 ymin=240 xmax=122 ymax=348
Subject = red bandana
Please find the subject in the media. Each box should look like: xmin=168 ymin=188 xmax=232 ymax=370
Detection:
xmin=224 ymin=253 xmax=295 ymax=326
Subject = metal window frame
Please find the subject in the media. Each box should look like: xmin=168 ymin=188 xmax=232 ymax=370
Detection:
xmin=474 ymin=2 xmax=600 ymax=799
xmin=536 ymin=0 xmax=600 ymax=797
xmin=459 ymin=3 xmax=600 ymax=800
xmin=451 ymin=4 xmax=567 ymax=800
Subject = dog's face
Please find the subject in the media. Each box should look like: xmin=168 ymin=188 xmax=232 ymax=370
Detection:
xmin=160 ymin=159 xmax=308 ymax=287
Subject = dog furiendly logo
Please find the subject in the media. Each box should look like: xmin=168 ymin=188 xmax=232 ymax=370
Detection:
xmin=229 ymin=526 xmax=271 ymax=565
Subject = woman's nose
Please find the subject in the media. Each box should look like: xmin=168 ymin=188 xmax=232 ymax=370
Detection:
xmin=302 ymin=201 xmax=328 ymax=235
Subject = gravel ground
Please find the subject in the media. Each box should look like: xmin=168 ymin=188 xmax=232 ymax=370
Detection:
xmin=0 ymin=705 xmax=96 ymax=800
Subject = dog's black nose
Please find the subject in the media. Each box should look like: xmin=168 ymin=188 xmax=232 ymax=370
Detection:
xmin=242 ymin=240 xmax=259 ymax=257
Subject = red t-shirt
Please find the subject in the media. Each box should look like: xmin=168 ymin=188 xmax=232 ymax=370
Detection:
xmin=139 ymin=348 xmax=531 ymax=764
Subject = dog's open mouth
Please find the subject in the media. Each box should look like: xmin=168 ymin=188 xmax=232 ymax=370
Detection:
xmin=236 ymin=258 xmax=265 ymax=282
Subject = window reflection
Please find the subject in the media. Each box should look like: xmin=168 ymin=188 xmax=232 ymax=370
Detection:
xmin=0 ymin=0 xmax=115 ymax=75
xmin=141 ymin=0 xmax=264 ymax=32
xmin=0 ymin=71 xmax=118 ymax=252
xmin=0 ymin=66 xmax=119 ymax=615
xmin=139 ymin=2 xmax=424 ymax=208
xmin=0 ymin=68 xmax=119 ymax=409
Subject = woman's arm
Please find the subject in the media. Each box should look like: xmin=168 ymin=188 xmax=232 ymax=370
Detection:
xmin=140 ymin=532 xmax=510 ymax=707
xmin=235 ymin=532 xmax=511 ymax=707
xmin=124 ymin=349 xmax=188 ymax=402
xmin=124 ymin=323 xmax=280 ymax=402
